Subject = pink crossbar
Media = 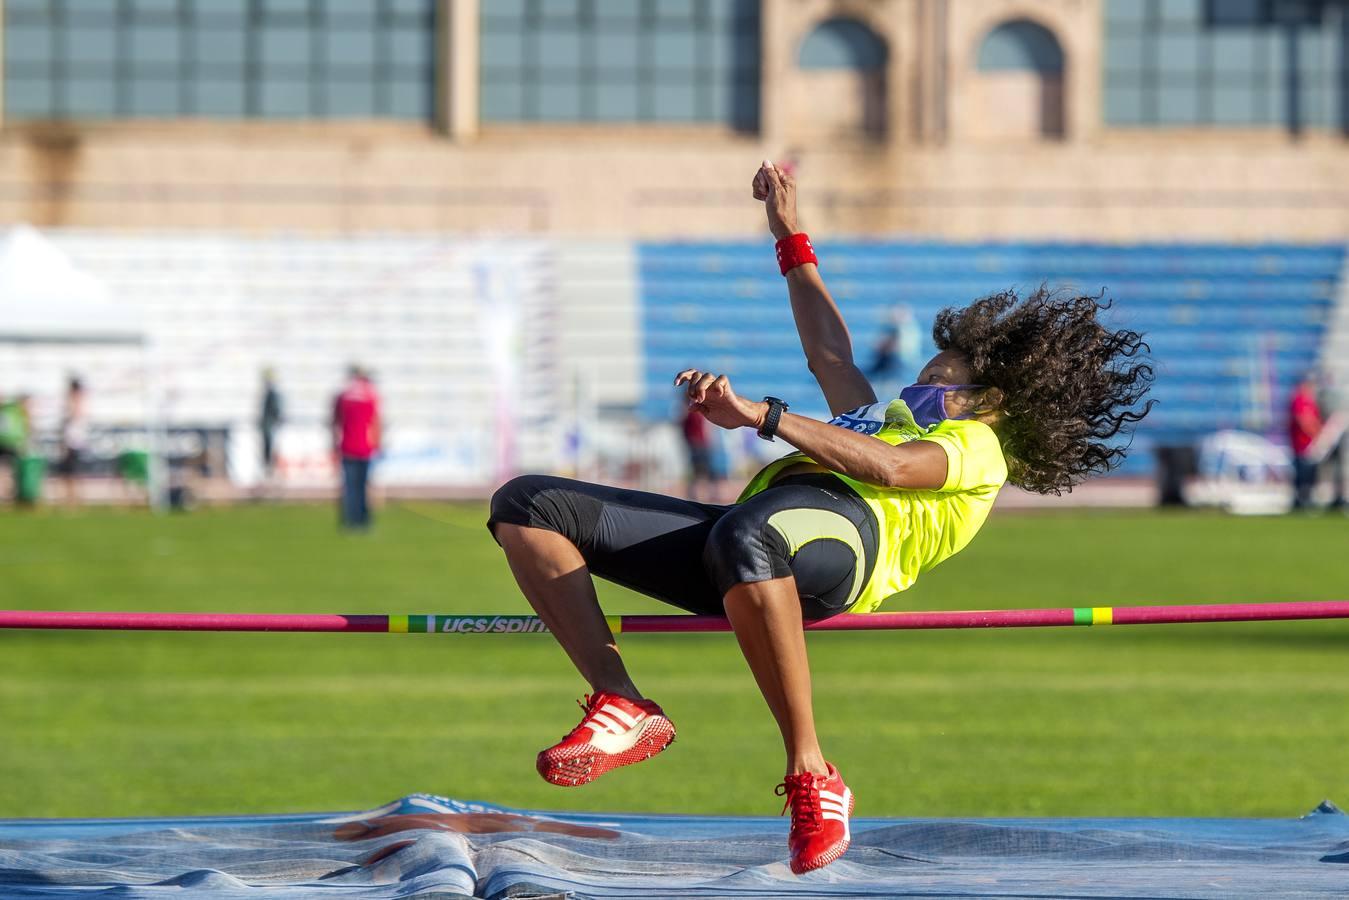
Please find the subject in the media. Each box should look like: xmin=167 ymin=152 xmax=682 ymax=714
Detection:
xmin=1 ymin=601 xmax=1348 ymax=634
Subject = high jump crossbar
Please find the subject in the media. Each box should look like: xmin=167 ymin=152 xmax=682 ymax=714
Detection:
xmin=2 ymin=600 xmax=1349 ymax=635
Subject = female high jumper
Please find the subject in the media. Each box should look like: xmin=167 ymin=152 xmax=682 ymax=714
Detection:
xmin=488 ymin=161 xmax=1154 ymax=874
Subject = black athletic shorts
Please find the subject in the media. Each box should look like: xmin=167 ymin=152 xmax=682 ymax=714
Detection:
xmin=57 ymin=448 xmax=85 ymax=476
xmin=488 ymin=473 xmax=879 ymax=619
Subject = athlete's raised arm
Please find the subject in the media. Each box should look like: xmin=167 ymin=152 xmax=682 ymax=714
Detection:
xmin=754 ymin=161 xmax=877 ymax=417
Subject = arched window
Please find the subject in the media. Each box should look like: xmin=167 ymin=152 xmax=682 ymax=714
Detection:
xmin=977 ymin=20 xmax=1064 ymax=73
xmin=798 ymin=17 xmax=888 ymax=71
xmin=792 ymin=17 xmax=887 ymax=141
xmin=971 ymin=19 xmax=1065 ymax=139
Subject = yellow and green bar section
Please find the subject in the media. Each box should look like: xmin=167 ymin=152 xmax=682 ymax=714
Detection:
xmin=2 ymin=601 xmax=1348 ymax=634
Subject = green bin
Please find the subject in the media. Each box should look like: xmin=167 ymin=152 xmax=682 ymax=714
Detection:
xmin=118 ymin=450 xmax=151 ymax=485
xmin=15 ymin=455 xmax=45 ymax=504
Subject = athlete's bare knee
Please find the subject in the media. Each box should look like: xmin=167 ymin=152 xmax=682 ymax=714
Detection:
xmin=495 ymin=521 xmax=576 ymax=560
xmin=493 ymin=521 xmax=534 ymax=550
xmin=724 ymin=578 xmax=795 ymax=615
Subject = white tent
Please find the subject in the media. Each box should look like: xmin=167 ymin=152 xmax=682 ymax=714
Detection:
xmin=0 ymin=225 xmax=145 ymax=345
xmin=0 ymin=225 xmax=163 ymax=506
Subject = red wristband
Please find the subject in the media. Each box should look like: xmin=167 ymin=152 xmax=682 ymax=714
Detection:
xmin=775 ymin=233 xmax=817 ymax=276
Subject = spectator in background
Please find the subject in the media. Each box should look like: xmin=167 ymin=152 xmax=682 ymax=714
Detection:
xmin=259 ymin=369 xmax=283 ymax=483
xmin=866 ymin=323 xmax=900 ymax=377
xmin=681 ymin=406 xmax=722 ymax=501
xmin=58 ymin=376 xmax=89 ymax=507
xmin=332 ymin=366 xmax=381 ymax=530
xmin=866 ymin=305 xmax=919 ymax=399
xmin=1316 ymin=371 xmax=1347 ymax=511
xmin=0 ymin=394 xmax=30 ymax=503
xmin=1289 ymin=372 xmax=1322 ymax=510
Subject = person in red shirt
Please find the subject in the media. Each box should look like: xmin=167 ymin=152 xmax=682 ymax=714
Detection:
xmin=1289 ymin=372 xmax=1323 ymax=510
xmin=332 ymin=366 xmax=381 ymax=529
xmin=681 ymin=406 xmax=717 ymax=501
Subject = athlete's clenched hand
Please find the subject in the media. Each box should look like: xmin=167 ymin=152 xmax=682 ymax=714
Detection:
xmin=752 ymin=160 xmax=799 ymax=241
xmin=674 ymin=369 xmax=768 ymax=432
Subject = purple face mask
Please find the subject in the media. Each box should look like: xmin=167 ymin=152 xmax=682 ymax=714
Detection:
xmin=899 ymin=383 xmax=985 ymax=428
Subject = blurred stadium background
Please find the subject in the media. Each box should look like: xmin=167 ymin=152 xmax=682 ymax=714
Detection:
xmin=0 ymin=0 xmax=1345 ymax=506
xmin=1 ymin=0 xmax=1348 ymax=822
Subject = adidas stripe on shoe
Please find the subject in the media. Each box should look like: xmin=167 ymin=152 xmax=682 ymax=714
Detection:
xmin=536 ymin=691 xmax=675 ymax=787
xmin=777 ymin=761 xmax=854 ymax=874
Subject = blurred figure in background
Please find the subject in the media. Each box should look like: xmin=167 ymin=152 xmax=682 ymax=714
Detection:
xmin=1289 ymin=372 xmax=1323 ymax=510
xmin=1316 ymin=371 xmax=1347 ymax=510
xmin=866 ymin=305 xmax=919 ymax=400
xmin=259 ymin=369 xmax=283 ymax=487
xmin=58 ymin=376 xmax=89 ymax=507
xmin=0 ymin=393 xmax=31 ymax=504
xmin=680 ymin=405 xmax=723 ymax=501
xmin=332 ymin=366 xmax=381 ymax=531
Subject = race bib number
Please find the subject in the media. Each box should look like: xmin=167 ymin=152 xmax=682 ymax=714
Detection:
xmin=828 ymin=402 xmax=887 ymax=435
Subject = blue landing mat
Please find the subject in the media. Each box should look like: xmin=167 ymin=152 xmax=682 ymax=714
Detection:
xmin=1 ymin=794 xmax=1346 ymax=898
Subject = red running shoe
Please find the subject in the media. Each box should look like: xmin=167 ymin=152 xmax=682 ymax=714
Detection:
xmin=536 ymin=692 xmax=675 ymax=787
xmin=777 ymin=762 xmax=854 ymax=874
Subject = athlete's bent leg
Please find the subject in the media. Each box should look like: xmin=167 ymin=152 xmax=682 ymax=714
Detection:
xmin=496 ymin=522 xmax=676 ymax=787
xmin=722 ymin=576 xmax=826 ymax=777
xmin=494 ymin=522 xmax=639 ymax=699
xmin=488 ymin=473 xmax=726 ymax=696
xmin=703 ymin=479 xmax=873 ymax=774
xmin=488 ymin=474 xmax=725 ymax=786
xmin=722 ymin=576 xmax=854 ymax=873
xmin=704 ymin=478 xmax=868 ymax=873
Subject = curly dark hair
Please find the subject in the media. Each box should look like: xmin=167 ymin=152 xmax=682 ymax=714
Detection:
xmin=932 ymin=288 xmax=1155 ymax=495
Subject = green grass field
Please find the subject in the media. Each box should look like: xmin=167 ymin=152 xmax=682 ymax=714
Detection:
xmin=1 ymin=502 xmax=1345 ymax=822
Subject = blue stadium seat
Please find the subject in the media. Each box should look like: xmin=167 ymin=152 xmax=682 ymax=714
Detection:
xmin=639 ymin=241 xmax=1346 ymax=480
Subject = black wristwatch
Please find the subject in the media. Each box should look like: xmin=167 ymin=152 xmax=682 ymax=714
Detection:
xmin=758 ymin=396 xmax=789 ymax=441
